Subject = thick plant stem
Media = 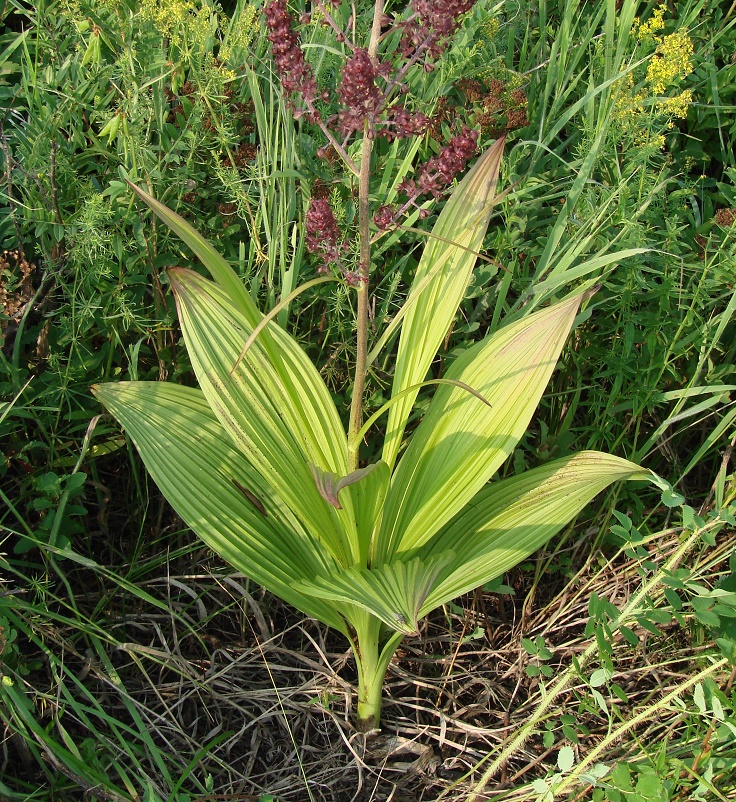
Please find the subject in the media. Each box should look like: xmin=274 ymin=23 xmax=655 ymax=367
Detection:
xmin=355 ymin=617 xmax=383 ymax=729
xmin=347 ymin=0 xmax=384 ymax=472
xmin=347 ymin=133 xmax=374 ymax=472
xmin=354 ymin=615 xmax=403 ymax=730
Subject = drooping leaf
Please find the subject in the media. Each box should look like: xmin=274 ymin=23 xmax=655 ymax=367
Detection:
xmin=295 ymin=553 xmax=454 ymax=635
xmin=92 ymin=382 xmax=347 ymax=633
xmin=310 ymin=462 xmax=385 ymax=510
xmin=308 ymin=461 xmax=391 ymax=566
xmin=416 ymin=451 xmax=653 ymax=615
xmin=127 ymin=181 xmax=257 ymax=322
xmin=377 ymin=292 xmax=585 ymax=561
xmin=169 ymin=268 xmax=358 ymax=565
xmin=382 ymin=137 xmax=506 ymax=469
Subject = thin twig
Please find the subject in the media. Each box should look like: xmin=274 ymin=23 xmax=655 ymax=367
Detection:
xmin=313 ymin=0 xmax=355 ymax=50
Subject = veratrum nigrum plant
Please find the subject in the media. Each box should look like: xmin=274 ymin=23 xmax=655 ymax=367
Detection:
xmin=93 ymin=0 xmax=658 ymax=730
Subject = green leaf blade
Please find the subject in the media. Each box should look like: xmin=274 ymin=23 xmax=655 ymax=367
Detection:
xmin=345 ymin=460 xmax=391 ymax=566
xmin=169 ymin=268 xmax=356 ymax=564
xmin=418 ymin=451 xmax=652 ymax=614
xmin=382 ymin=137 xmax=505 ymax=469
xmin=127 ymin=181 xmax=257 ymax=322
xmin=92 ymin=382 xmax=346 ymax=632
xmin=128 ymin=187 xmax=349 ymax=477
xmin=379 ymin=292 xmax=585 ymax=561
xmin=295 ymin=553 xmax=454 ymax=635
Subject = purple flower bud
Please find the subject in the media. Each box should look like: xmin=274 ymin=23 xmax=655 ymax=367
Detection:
xmin=337 ymin=48 xmax=382 ymax=137
xmin=306 ymin=197 xmax=344 ymax=273
xmin=343 ymin=270 xmax=363 ymax=286
xmin=400 ymin=0 xmax=478 ymax=63
xmin=386 ymin=105 xmax=429 ymax=138
xmin=374 ymin=205 xmax=396 ymax=230
xmin=401 ymin=126 xmax=479 ymax=201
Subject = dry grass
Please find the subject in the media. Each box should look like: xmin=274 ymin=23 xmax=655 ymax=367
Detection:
xmin=4 ymin=495 xmax=733 ymax=802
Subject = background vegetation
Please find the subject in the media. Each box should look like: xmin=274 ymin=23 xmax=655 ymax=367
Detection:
xmin=1 ymin=0 xmax=736 ymax=799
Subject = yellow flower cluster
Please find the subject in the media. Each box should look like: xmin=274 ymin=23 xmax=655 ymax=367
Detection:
xmin=140 ymin=0 xmax=192 ymax=37
xmin=140 ymin=0 xmax=214 ymax=49
xmin=633 ymin=4 xmax=665 ymax=43
xmin=219 ymin=4 xmax=259 ymax=62
xmin=646 ymin=29 xmax=694 ymax=94
xmin=62 ymin=0 xmax=114 ymax=20
xmin=633 ymin=131 xmax=666 ymax=152
xmin=481 ymin=17 xmax=500 ymax=39
xmin=199 ymin=52 xmax=237 ymax=94
xmin=612 ymin=73 xmax=643 ymax=123
xmin=658 ymin=89 xmax=693 ymax=119
xmin=610 ymin=8 xmax=695 ymax=155
xmin=189 ymin=5 xmax=216 ymax=51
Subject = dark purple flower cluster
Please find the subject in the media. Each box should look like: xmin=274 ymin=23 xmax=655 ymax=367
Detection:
xmin=262 ymin=3 xmax=483 ymax=237
xmin=336 ymin=48 xmax=382 ymax=137
xmin=306 ymin=198 xmax=344 ymax=273
xmin=400 ymin=0 xmax=478 ymax=62
xmin=264 ymin=0 xmax=321 ymax=117
xmin=374 ymin=126 xmax=479 ymax=229
xmin=384 ymin=105 xmax=430 ymax=140
xmin=399 ymin=126 xmax=478 ymax=199
xmin=336 ymin=50 xmax=430 ymax=140
xmin=373 ymin=205 xmax=396 ymax=231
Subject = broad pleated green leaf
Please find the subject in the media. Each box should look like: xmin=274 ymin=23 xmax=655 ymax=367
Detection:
xmin=169 ymin=268 xmax=358 ymax=565
xmin=417 ymin=451 xmax=652 ymax=614
xmin=91 ymin=382 xmax=347 ymax=633
xmin=345 ymin=460 xmax=391 ymax=566
xmin=295 ymin=553 xmax=454 ymax=635
xmin=378 ymin=292 xmax=584 ymax=561
xmin=382 ymin=137 xmax=505 ymax=469
xmin=130 ymin=183 xmax=348 ymax=484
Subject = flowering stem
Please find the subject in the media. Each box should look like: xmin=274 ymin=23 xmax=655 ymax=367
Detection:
xmin=313 ymin=0 xmax=355 ymax=51
xmin=378 ymin=33 xmax=433 ymax=108
xmin=313 ymin=115 xmax=360 ymax=176
xmin=348 ymin=133 xmax=373 ymax=470
xmin=347 ymin=0 xmax=384 ymax=471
